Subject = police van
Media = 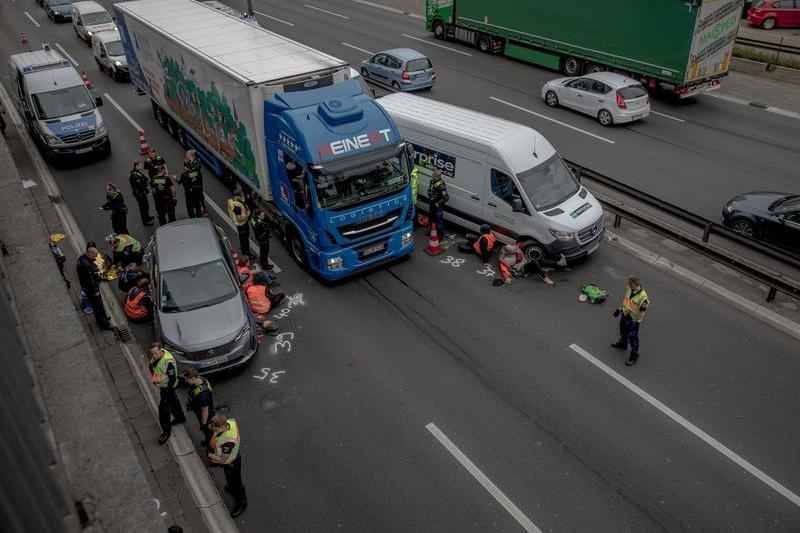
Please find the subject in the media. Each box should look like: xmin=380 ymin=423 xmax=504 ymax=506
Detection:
xmin=378 ymin=92 xmax=604 ymax=261
xmin=8 ymin=48 xmax=110 ymax=161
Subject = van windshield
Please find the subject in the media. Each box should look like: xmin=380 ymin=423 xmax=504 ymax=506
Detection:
xmin=105 ymin=40 xmax=125 ymax=57
xmin=83 ymin=12 xmax=113 ymax=25
xmin=32 ymin=85 xmax=94 ymax=120
xmin=159 ymin=259 xmax=237 ymax=313
xmin=516 ymin=154 xmax=579 ymax=211
xmin=312 ymin=153 xmax=409 ymax=210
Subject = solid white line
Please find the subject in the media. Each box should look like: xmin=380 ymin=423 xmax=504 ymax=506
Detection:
xmin=649 ymin=110 xmax=685 ymax=123
xmin=103 ymin=92 xmax=144 ymax=132
xmin=350 ymin=0 xmax=404 ymax=15
xmin=426 ymin=423 xmax=542 ymax=533
xmin=341 ymin=42 xmax=374 ymax=55
xmin=24 ymin=11 xmax=41 ymax=27
xmin=253 ymin=10 xmax=295 ymax=26
xmin=489 ymin=96 xmax=615 ymax=144
xmin=304 ymin=4 xmax=350 ymax=19
xmin=765 ymin=106 xmax=800 ymax=120
xmin=702 ymin=92 xmax=750 ymax=106
xmin=55 ymin=43 xmax=79 ymax=67
xmin=568 ymin=344 xmax=800 ymax=509
xmin=401 ymin=33 xmax=472 ymax=56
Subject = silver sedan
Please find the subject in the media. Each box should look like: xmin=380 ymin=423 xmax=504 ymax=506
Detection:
xmin=541 ymin=71 xmax=650 ymax=127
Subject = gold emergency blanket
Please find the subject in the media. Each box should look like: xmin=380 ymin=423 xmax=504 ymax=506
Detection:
xmin=94 ymin=251 xmax=118 ymax=281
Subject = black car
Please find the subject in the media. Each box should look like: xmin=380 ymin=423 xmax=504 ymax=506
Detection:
xmin=742 ymin=0 xmax=753 ymax=17
xmin=722 ymin=192 xmax=800 ymax=254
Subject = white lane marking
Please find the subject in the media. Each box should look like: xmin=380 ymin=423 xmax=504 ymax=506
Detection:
xmin=103 ymin=92 xmax=144 ymax=132
xmin=490 ymin=96 xmax=615 ymax=144
xmin=253 ymin=10 xmax=295 ymax=26
xmin=649 ymin=109 xmax=685 ymax=123
xmin=55 ymin=43 xmax=79 ymax=67
xmin=341 ymin=42 xmax=374 ymax=55
xmin=24 ymin=11 xmax=41 ymax=27
xmin=426 ymin=423 xmax=542 ymax=533
xmin=350 ymin=0 xmax=404 ymax=14
xmin=401 ymin=33 xmax=472 ymax=56
xmin=703 ymin=92 xmax=749 ymax=106
xmin=304 ymin=4 xmax=350 ymax=19
xmin=568 ymin=344 xmax=800 ymax=509
xmin=766 ymin=106 xmax=800 ymax=120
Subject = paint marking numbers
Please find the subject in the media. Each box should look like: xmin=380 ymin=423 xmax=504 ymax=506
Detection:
xmin=270 ymin=332 xmax=294 ymax=354
xmin=476 ymin=264 xmax=495 ymax=277
xmin=253 ymin=367 xmax=286 ymax=384
xmin=440 ymin=256 xmax=464 ymax=268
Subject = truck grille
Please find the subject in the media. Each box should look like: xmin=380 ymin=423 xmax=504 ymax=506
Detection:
xmin=337 ymin=208 xmax=402 ymax=241
xmin=577 ymin=217 xmax=604 ymax=244
xmin=60 ymin=130 xmax=95 ymax=144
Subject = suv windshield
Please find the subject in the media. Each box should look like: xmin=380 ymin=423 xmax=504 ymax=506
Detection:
xmin=159 ymin=259 xmax=237 ymax=313
xmin=105 ymin=40 xmax=125 ymax=57
xmin=407 ymin=58 xmax=432 ymax=71
xmin=516 ymin=154 xmax=579 ymax=211
xmin=83 ymin=12 xmax=112 ymax=25
xmin=313 ymin=153 xmax=409 ymax=210
xmin=32 ymin=85 xmax=94 ymax=120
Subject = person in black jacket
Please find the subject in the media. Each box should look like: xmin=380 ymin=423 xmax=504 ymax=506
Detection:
xmin=129 ymin=161 xmax=154 ymax=226
xmin=101 ymin=184 xmax=128 ymax=235
xmin=117 ymin=262 xmax=145 ymax=293
xmin=427 ymin=170 xmax=448 ymax=238
xmin=250 ymin=208 xmax=273 ymax=271
xmin=77 ymin=247 xmax=113 ymax=330
xmin=178 ymin=156 xmax=204 ymax=218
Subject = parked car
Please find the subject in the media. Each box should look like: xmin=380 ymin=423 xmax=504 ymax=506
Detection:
xmin=44 ymin=0 xmax=75 ymax=22
xmin=748 ymin=0 xmax=800 ymax=29
xmin=72 ymin=1 xmax=116 ymax=44
xmin=361 ymin=48 xmax=435 ymax=91
xmin=144 ymin=218 xmax=259 ymax=374
xmin=542 ymin=71 xmax=650 ymax=127
xmin=722 ymin=192 xmax=800 ymax=253
xmin=92 ymin=30 xmax=128 ymax=81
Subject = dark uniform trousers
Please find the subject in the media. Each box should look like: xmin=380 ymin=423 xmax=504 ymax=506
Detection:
xmin=617 ymin=314 xmax=641 ymax=361
xmin=185 ymin=191 xmax=204 ymax=218
xmin=111 ymin=209 xmax=128 ymax=235
xmin=237 ymin=223 xmax=251 ymax=257
xmin=224 ymin=456 xmax=247 ymax=505
xmin=158 ymin=387 xmax=184 ymax=434
xmin=133 ymin=192 xmax=151 ymax=223
xmin=154 ymin=196 xmax=176 ymax=225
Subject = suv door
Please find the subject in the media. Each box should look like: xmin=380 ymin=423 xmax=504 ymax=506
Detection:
xmin=368 ymin=54 xmax=387 ymax=81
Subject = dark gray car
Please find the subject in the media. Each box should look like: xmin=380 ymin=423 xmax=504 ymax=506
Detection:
xmin=144 ymin=218 xmax=258 ymax=374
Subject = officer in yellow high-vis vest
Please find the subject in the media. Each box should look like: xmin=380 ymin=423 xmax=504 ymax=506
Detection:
xmin=208 ymin=414 xmax=247 ymax=518
xmin=612 ymin=276 xmax=650 ymax=366
xmin=227 ymin=190 xmax=252 ymax=258
xmin=148 ymin=342 xmax=186 ymax=444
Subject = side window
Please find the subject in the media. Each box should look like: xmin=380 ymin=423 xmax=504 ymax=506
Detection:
xmin=374 ymin=54 xmax=386 ymax=65
xmin=590 ymin=81 xmax=610 ymax=94
xmin=567 ymin=78 xmax=589 ymax=91
xmin=490 ymin=169 xmax=516 ymax=206
xmin=387 ymin=56 xmax=400 ymax=69
xmin=784 ymin=212 xmax=799 ymax=223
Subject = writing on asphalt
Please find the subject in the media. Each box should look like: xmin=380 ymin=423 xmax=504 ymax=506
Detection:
xmin=440 ymin=255 xmax=497 ymax=278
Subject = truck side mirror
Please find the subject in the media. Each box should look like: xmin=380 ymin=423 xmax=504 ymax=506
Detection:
xmin=404 ymin=143 xmax=414 ymax=158
xmin=24 ymin=110 xmax=34 ymax=121
xmin=512 ymin=198 xmax=525 ymax=213
xmin=95 ymin=96 xmax=104 ymax=107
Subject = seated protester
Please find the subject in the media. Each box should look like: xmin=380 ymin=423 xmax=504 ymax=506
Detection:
xmin=238 ymin=256 xmax=277 ymax=290
xmin=244 ymin=276 xmax=285 ymax=316
xmin=458 ymin=224 xmax=497 ymax=264
xmin=118 ymin=262 xmax=145 ymax=293
xmin=124 ymin=276 xmax=153 ymax=323
xmin=497 ymin=244 xmax=567 ymax=286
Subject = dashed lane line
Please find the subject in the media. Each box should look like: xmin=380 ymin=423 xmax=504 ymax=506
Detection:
xmin=253 ymin=10 xmax=295 ymax=26
xmin=341 ymin=42 xmax=374 ymax=55
xmin=24 ymin=11 xmax=41 ymax=27
xmin=401 ymin=33 xmax=472 ymax=56
xmin=649 ymin=109 xmax=685 ymax=122
xmin=103 ymin=93 xmax=144 ymax=132
xmin=55 ymin=43 xmax=79 ymax=67
xmin=304 ymin=4 xmax=350 ymax=19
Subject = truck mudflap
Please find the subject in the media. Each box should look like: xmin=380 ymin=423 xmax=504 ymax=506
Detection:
xmin=675 ymin=78 xmax=722 ymax=98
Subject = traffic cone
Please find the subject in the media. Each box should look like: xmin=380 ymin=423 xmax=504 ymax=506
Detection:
xmin=138 ymin=130 xmax=151 ymax=155
xmin=424 ymin=222 xmax=444 ymax=256
xmin=81 ymin=70 xmax=91 ymax=90
xmin=21 ymin=33 xmax=28 ymax=44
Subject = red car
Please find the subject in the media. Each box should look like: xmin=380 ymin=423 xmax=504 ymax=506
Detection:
xmin=748 ymin=0 xmax=800 ymax=29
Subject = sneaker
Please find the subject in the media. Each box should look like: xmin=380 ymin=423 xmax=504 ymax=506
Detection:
xmin=158 ymin=432 xmax=171 ymax=445
xmin=625 ymin=359 xmax=636 ymax=366
xmin=230 ymin=501 xmax=247 ymax=518
xmin=611 ymin=342 xmax=627 ymax=350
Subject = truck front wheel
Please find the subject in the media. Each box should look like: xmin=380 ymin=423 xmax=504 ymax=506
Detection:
xmin=562 ymin=56 xmax=581 ymax=76
xmin=289 ymin=232 xmax=307 ymax=268
xmin=477 ymin=34 xmax=492 ymax=53
xmin=432 ymin=20 xmax=445 ymax=40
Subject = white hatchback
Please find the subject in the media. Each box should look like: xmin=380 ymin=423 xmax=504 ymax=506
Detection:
xmin=72 ymin=1 xmax=116 ymax=44
xmin=541 ymin=72 xmax=650 ymax=127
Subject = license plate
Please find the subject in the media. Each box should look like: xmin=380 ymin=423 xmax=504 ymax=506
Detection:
xmin=75 ymin=147 xmax=92 ymax=154
xmin=586 ymin=240 xmax=601 ymax=255
xmin=362 ymin=242 xmax=385 ymax=255
xmin=200 ymin=354 xmax=229 ymax=368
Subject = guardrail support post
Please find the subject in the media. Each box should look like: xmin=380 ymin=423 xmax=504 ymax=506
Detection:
xmin=767 ymin=287 xmax=777 ymax=303
xmin=613 ymin=214 xmax=622 ymax=228
xmin=574 ymin=166 xmax=583 ymax=182
xmin=702 ymin=223 xmax=712 ymax=243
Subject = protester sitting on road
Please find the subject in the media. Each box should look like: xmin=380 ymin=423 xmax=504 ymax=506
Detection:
xmin=238 ymin=256 xmax=277 ymax=289
xmin=458 ymin=224 xmax=497 ymax=264
xmin=244 ymin=276 xmax=284 ymax=316
xmin=497 ymin=244 xmax=567 ymax=286
xmin=118 ymin=262 xmax=145 ymax=292
xmin=124 ymin=276 xmax=153 ymax=323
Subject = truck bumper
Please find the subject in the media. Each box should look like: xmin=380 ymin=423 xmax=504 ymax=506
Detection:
xmin=676 ymin=79 xmax=721 ymax=99
xmin=317 ymin=224 xmax=415 ymax=280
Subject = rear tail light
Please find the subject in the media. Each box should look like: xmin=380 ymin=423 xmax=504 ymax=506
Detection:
xmin=401 ymin=70 xmax=409 ymax=80
xmin=431 ymin=67 xmax=436 ymax=76
xmin=615 ymin=92 xmax=627 ymax=109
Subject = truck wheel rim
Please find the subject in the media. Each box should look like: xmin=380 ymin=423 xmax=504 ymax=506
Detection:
xmin=764 ymin=19 xmax=775 ymax=29
xmin=565 ymin=58 xmax=578 ymax=75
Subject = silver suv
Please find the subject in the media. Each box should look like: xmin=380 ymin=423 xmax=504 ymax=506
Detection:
xmin=144 ymin=218 xmax=258 ymax=373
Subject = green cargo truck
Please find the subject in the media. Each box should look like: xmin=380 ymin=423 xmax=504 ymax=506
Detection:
xmin=425 ymin=0 xmax=744 ymax=97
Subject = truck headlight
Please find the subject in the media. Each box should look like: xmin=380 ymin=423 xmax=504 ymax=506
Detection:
xmin=401 ymin=231 xmax=413 ymax=247
xmin=548 ymin=228 xmax=575 ymax=241
xmin=326 ymin=256 xmax=344 ymax=270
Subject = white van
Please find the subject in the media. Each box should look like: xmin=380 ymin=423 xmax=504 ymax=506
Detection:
xmin=72 ymin=1 xmax=116 ymax=44
xmin=92 ymin=30 xmax=128 ymax=81
xmin=378 ymin=92 xmax=604 ymax=261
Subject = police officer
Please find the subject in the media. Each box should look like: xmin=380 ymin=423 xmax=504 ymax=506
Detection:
xmin=108 ymin=233 xmax=143 ymax=267
xmin=101 ymin=184 xmax=129 ymax=235
xmin=227 ymin=190 xmax=252 ymax=257
xmin=178 ymin=159 xmax=204 ymax=218
xmin=147 ymin=342 xmax=186 ymax=444
xmin=612 ymin=276 xmax=650 ymax=366
xmin=76 ymin=247 xmax=113 ymax=330
xmin=410 ymin=165 xmax=419 ymax=230
xmin=250 ymin=208 xmax=272 ymax=271
xmin=151 ymin=168 xmax=177 ymax=225
xmin=182 ymin=368 xmax=214 ymax=446
xmin=207 ymin=414 xmax=247 ymax=518
xmin=145 ymin=149 xmax=167 ymax=179
xmin=427 ymin=169 xmax=448 ymax=238
xmin=129 ymin=161 xmax=154 ymax=226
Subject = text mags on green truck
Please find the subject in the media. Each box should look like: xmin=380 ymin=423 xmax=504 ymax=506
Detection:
xmin=115 ymin=0 xmax=414 ymax=281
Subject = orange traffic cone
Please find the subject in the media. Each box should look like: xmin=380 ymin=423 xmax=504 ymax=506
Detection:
xmin=81 ymin=70 xmax=91 ymax=89
xmin=424 ymin=222 xmax=444 ymax=256
xmin=138 ymin=130 xmax=151 ymax=155
xmin=21 ymin=33 xmax=28 ymax=44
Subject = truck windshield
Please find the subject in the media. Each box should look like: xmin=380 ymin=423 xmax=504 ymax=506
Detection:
xmin=312 ymin=153 xmax=409 ymax=210
xmin=83 ymin=12 xmax=113 ymax=25
xmin=32 ymin=86 xmax=94 ymax=120
xmin=516 ymin=154 xmax=579 ymax=211
xmin=105 ymin=40 xmax=125 ymax=57
xmin=159 ymin=259 xmax=237 ymax=313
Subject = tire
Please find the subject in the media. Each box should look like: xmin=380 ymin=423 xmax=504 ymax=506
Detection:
xmin=177 ymin=127 xmax=188 ymax=149
xmin=731 ymin=219 xmax=755 ymax=237
xmin=762 ymin=17 xmax=776 ymax=30
xmin=432 ymin=20 xmax=445 ymax=40
xmin=166 ymin=117 xmax=178 ymax=139
xmin=156 ymin=106 xmax=168 ymax=129
xmin=391 ymin=81 xmax=401 ymax=91
xmin=586 ymin=63 xmax=604 ymax=74
xmin=522 ymin=241 xmax=546 ymax=263
xmin=562 ymin=56 xmax=581 ymax=76
xmin=360 ymin=67 xmax=369 ymax=78
xmin=545 ymin=90 xmax=559 ymax=107
xmin=598 ymin=109 xmax=614 ymax=127
xmin=289 ymin=231 xmax=307 ymax=268
xmin=477 ymin=34 xmax=492 ymax=53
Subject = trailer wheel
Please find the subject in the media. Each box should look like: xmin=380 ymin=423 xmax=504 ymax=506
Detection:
xmin=562 ymin=56 xmax=581 ymax=76
xmin=166 ymin=117 xmax=178 ymax=138
xmin=176 ymin=126 xmax=188 ymax=149
xmin=477 ymin=34 xmax=492 ymax=53
xmin=586 ymin=63 xmax=604 ymax=74
xmin=156 ymin=107 xmax=168 ymax=129
xmin=432 ymin=20 xmax=445 ymax=40
xmin=289 ymin=231 xmax=307 ymax=268
xmin=762 ymin=17 xmax=776 ymax=29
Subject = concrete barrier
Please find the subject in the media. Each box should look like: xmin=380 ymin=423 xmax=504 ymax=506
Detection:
xmin=730 ymin=56 xmax=800 ymax=85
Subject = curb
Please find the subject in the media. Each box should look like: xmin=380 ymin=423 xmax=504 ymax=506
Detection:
xmin=606 ymin=230 xmax=800 ymax=342
xmin=0 ymin=84 xmax=238 ymax=533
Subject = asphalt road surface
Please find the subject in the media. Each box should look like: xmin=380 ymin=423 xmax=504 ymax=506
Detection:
xmin=3 ymin=2 xmax=800 ymax=531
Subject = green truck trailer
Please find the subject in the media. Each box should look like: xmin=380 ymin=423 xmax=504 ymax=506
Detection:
xmin=425 ymin=0 xmax=744 ymax=97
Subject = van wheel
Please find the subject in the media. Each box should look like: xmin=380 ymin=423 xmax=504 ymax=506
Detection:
xmin=391 ymin=81 xmax=401 ymax=91
xmin=522 ymin=241 xmax=546 ymax=262
xmin=289 ymin=232 xmax=306 ymax=268
xmin=562 ymin=56 xmax=582 ymax=76
xmin=477 ymin=34 xmax=492 ymax=53
xmin=432 ymin=20 xmax=445 ymax=40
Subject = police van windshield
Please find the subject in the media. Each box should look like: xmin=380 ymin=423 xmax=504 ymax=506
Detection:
xmin=516 ymin=153 xmax=579 ymax=211
xmin=32 ymin=85 xmax=94 ymax=120
xmin=312 ymin=153 xmax=409 ymax=210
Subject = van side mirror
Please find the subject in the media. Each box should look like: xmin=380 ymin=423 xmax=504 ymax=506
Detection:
xmin=95 ymin=96 xmax=104 ymax=107
xmin=100 ymin=51 xmax=106 ymax=58
xmin=512 ymin=198 xmax=525 ymax=213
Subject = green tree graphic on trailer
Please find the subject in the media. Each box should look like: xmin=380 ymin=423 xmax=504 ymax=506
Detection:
xmin=160 ymin=53 xmax=257 ymax=182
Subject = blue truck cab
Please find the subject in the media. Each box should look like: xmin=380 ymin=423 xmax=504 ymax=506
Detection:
xmin=8 ymin=49 xmax=110 ymax=161
xmin=265 ymin=80 xmax=415 ymax=280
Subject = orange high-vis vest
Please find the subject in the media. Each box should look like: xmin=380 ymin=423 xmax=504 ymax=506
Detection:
xmin=124 ymin=287 xmax=148 ymax=319
xmin=473 ymin=233 xmax=496 ymax=255
xmin=246 ymin=284 xmax=270 ymax=314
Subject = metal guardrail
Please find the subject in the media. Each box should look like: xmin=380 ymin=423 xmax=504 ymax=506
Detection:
xmin=735 ymin=36 xmax=800 ymax=56
xmin=564 ymin=160 xmax=800 ymax=303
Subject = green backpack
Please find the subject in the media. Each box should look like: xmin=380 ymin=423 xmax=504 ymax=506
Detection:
xmin=580 ymin=283 xmax=608 ymax=304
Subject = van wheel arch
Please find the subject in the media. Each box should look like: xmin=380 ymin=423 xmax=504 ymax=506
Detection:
xmin=521 ymin=240 xmax=547 ymax=262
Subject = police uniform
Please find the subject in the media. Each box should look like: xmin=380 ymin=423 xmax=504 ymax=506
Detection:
xmin=208 ymin=419 xmax=247 ymax=517
xmin=112 ymin=234 xmax=143 ymax=267
xmin=227 ymin=197 xmax=251 ymax=257
xmin=178 ymin=166 xmax=204 ymax=218
xmin=145 ymin=153 xmax=167 ymax=179
xmin=102 ymin=190 xmax=129 ymax=235
xmin=428 ymin=176 xmax=448 ymax=238
xmin=251 ymin=216 xmax=271 ymax=270
xmin=129 ymin=167 xmax=153 ymax=224
xmin=410 ymin=166 xmax=419 ymax=229
xmin=187 ymin=377 xmax=214 ymax=445
xmin=613 ymin=286 xmax=650 ymax=365
xmin=151 ymin=174 xmax=176 ymax=225
xmin=148 ymin=349 xmax=185 ymax=441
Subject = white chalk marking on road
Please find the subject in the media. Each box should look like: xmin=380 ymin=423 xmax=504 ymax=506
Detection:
xmin=401 ymin=33 xmax=473 ymax=56
xmin=304 ymin=4 xmax=350 ymax=19
xmin=341 ymin=42 xmax=374 ymax=55
xmin=253 ymin=10 xmax=295 ymax=26
xmin=24 ymin=11 xmax=41 ymax=27
xmin=568 ymin=344 xmax=800 ymax=509
xmin=103 ymin=93 xmax=144 ymax=132
xmin=490 ymin=96 xmax=615 ymax=144
xmin=426 ymin=423 xmax=542 ymax=533
xmin=649 ymin=109 xmax=685 ymax=123
xmin=55 ymin=43 xmax=79 ymax=67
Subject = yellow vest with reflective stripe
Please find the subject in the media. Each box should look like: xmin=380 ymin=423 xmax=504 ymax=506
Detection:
xmin=410 ymin=167 xmax=418 ymax=205
xmin=622 ymin=288 xmax=649 ymax=319
xmin=149 ymin=350 xmax=177 ymax=389
xmin=211 ymin=419 xmax=240 ymax=465
xmin=114 ymin=234 xmax=141 ymax=253
xmin=227 ymin=199 xmax=248 ymax=226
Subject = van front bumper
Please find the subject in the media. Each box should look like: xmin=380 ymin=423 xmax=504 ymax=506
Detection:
xmin=48 ymin=134 xmax=109 ymax=156
xmin=546 ymin=228 xmax=604 ymax=260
